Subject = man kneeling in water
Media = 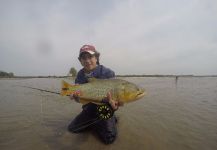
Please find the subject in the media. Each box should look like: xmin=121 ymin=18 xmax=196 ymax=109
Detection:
xmin=68 ymin=44 xmax=120 ymax=144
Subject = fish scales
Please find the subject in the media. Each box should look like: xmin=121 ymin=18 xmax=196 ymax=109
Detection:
xmin=61 ymin=78 xmax=146 ymax=104
xmin=78 ymin=80 xmax=119 ymax=100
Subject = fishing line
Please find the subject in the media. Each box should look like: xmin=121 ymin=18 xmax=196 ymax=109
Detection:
xmin=20 ymin=85 xmax=115 ymax=132
xmin=20 ymin=86 xmax=61 ymax=95
xmin=71 ymin=117 xmax=101 ymax=132
xmin=70 ymin=104 xmax=114 ymax=132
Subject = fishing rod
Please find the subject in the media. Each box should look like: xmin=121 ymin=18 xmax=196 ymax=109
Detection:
xmin=21 ymin=86 xmax=61 ymax=95
xmin=21 ymin=85 xmax=114 ymax=131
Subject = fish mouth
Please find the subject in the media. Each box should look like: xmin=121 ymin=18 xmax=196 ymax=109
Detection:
xmin=136 ymin=91 xmax=146 ymax=99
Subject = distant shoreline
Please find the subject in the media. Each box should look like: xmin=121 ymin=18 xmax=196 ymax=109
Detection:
xmin=1 ymin=75 xmax=217 ymax=79
xmin=117 ymin=75 xmax=217 ymax=77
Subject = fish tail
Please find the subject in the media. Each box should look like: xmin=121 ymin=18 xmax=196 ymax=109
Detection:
xmin=61 ymin=80 xmax=78 ymax=96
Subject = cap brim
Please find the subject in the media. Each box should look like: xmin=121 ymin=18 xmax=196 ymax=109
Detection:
xmin=86 ymin=50 xmax=95 ymax=55
xmin=80 ymin=50 xmax=95 ymax=55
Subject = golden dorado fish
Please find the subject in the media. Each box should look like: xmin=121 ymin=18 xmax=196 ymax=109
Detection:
xmin=61 ymin=78 xmax=146 ymax=105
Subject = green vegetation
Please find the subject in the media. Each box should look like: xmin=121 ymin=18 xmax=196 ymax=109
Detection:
xmin=0 ymin=71 xmax=14 ymax=77
xmin=69 ymin=67 xmax=77 ymax=77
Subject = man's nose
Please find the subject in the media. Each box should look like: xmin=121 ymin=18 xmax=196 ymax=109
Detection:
xmin=84 ymin=58 xmax=91 ymax=62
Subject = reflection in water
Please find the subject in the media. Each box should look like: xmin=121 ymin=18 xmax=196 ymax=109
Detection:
xmin=0 ymin=77 xmax=217 ymax=150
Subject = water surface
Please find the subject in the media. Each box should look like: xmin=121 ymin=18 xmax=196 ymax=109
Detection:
xmin=0 ymin=77 xmax=216 ymax=150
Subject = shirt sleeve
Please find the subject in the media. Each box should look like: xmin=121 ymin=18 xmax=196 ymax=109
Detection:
xmin=105 ymin=69 xmax=115 ymax=78
xmin=75 ymin=76 xmax=81 ymax=84
xmin=75 ymin=70 xmax=87 ymax=84
xmin=100 ymin=65 xmax=115 ymax=79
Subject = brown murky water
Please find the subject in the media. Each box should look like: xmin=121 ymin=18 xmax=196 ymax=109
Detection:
xmin=0 ymin=77 xmax=217 ymax=150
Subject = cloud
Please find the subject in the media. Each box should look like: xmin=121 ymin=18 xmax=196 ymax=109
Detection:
xmin=91 ymin=0 xmax=217 ymax=75
xmin=0 ymin=0 xmax=217 ymax=75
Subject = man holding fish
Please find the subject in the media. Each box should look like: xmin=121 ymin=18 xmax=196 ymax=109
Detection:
xmin=66 ymin=44 xmax=145 ymax=144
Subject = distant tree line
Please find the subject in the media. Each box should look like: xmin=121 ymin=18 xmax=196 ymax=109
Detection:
xmin=0 ymin=71 xmax=14 ymax=77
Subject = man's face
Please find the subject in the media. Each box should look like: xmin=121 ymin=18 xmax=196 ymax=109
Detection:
xmin=79 ymin=52 xmax=97 ymax=72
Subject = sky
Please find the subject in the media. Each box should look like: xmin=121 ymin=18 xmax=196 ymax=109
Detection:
xmin=0 ymin=0 xmax=217 ymax=76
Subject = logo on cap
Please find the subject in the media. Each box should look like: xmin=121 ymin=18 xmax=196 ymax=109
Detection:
xmin=80 ymin=45 xmax=96 ymax=55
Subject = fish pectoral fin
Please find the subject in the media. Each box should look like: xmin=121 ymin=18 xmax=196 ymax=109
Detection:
xmin=87 ymin=77 xmax=98 ymax=83
xmin=79 ymin=96 xmax=103 ymax=104
xmin=79 ymin=98 xmax=103 ymax=105
xmin=79 ymin=99 xmax=89 ymax=105
xmin=118 ymin=100 xmax=124 ymax=106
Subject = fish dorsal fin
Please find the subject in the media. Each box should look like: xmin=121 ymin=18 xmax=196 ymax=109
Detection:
xmin=87 ymin=77 xmax=98 ymax=82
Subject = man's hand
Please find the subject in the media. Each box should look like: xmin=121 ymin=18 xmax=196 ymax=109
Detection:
xmin=106 ymin=92 xmax=120 ymax=111
xmin=69 ymin=91 xmax=81 ymax=103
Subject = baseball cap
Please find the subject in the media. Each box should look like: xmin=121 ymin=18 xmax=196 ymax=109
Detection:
xmin=79 ymin=45 xmax=96 ymax=56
